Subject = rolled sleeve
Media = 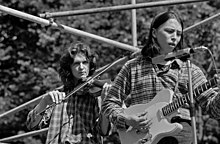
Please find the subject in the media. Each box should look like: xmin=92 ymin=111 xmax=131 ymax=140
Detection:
xmin=26 ymin=106 xmax=53 ymax=130
xmin=102 ymin=63 xmax=131 ymax=130
xmin=95 ymin=113 xmax=111 ymax=136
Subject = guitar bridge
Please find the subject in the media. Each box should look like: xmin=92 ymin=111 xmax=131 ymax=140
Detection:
xmin=138 ymin=133 xmax=152 ymax=144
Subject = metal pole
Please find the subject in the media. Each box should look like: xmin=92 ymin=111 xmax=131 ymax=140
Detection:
xmin=0 ymin=96 xmax=41 ymax=119
xmin=186 ymin=60 xmax=198 ymax=144
xmin=39 ymin=0 xmax=208 ymax=18
xmin=131 ymin=0 xmax=137 ymax=47
xmin=184 ymin=12 xmax=220 ymax=33
xmin=0 ymin=5 xmax=139 ymax=52
xmin=0 ymin=128 xmax=48 ymax=142
xmin=0 ymin=86 xmax=63 ymax=119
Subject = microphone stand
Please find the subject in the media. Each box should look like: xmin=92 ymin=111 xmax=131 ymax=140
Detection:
xmin=152 ymin=54 xmax=198 ymax=144
xmin=185 ymin=57 xmax=197 ymax=144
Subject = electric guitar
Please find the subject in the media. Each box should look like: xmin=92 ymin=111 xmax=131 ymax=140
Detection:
xmin=118 ymin=78 xmax=217 ymax=144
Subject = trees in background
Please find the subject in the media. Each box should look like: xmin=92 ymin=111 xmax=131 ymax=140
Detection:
xmin=0 ymin=0 xmax=220 ymax=143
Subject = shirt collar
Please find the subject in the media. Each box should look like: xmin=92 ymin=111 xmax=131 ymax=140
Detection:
xmin=142 ymin=54 xmax=182 ymax=70
xmin=170 ymin=59 xmax=182 ymax=69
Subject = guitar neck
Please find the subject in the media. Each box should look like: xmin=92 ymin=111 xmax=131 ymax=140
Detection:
xmin=162 ymin=78 xmax=217 ymax=116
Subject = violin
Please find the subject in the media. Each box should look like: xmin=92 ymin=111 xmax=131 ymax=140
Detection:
xmin=37 ymin=78 xmax=111 ymax=116
xmin=75 ymin=78 xmax=112 ymax=97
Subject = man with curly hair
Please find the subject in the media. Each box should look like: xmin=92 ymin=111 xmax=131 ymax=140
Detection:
xmin=26 ymin=42 xmax=111 ymax=144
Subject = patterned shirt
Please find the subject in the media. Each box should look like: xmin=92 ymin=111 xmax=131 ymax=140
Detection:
xmin=27 ymin=92 xmax=105 ymax=144
xmin=102 ymin=55 xmax=220 ymax=129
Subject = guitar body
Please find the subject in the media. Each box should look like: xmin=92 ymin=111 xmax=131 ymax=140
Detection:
xmin=118 ymin=89 xmax=183 ymax=144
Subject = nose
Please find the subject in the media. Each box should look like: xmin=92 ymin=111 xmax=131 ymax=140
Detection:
xmin=79 ymin=62 xmax=84 ymax=69
xmin=171 ymin=32 xmax=177 ymax=42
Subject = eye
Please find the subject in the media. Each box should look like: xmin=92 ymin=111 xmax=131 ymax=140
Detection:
xmin=164 ymin=28 xmax=174 ymax=33
xmin=72 ymin=61 xmax=89 ymax=66
xmin=73 ymin=62 xmax=80 ymax=66
xmin=177 ymin=31 xmax=182 ymax=37
xmin=83 ymin=61 xmax=89 ymax=65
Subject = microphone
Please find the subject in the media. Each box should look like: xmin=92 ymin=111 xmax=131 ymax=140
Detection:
xmin=152 ymin=46 xmax=208 ymax=64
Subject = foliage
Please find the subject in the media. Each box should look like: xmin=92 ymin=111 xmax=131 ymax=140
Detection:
xmin=0 ymin=0 xmax=220 ymax=143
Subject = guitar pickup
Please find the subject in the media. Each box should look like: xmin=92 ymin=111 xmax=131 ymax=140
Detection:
xmin=157 ymin=108 xmax=165 ymax=120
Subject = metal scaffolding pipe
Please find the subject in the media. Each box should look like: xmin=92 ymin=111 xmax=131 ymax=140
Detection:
xmin=0 ymin=128 xmax=48 ymax=142
xmin=0 ymin=96 xmax=41 ymax=119
xmin=131 ymin=0 xmax=137 ymax=47
xmin=183 ymin=12 xmax=220 ymax=33
xmin=39 ymin=0 xmax=208 ymax=18
xmin=0 ymin=5 xmax=139 ymax=52
xmin=0 ymin=86 xmax=63 ymax=119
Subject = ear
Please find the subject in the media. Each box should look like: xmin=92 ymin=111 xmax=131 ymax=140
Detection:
xmin=152 ymin=28 xmax=157 ymax=38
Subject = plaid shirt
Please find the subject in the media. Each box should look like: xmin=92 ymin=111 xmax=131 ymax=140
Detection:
xmin=102 ymin=55 xmax=220 ymax=129
xmin=27 ymin=92 xmax=104 ymax=144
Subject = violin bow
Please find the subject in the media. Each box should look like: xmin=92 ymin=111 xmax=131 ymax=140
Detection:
xmin=36 ymin=50 xmax=140 ymax=116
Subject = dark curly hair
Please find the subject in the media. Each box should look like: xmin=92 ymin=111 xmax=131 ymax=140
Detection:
xmin=58 ymin=42 xmax=97 ymax=91
xmin=141 ymin=10 xmax=184 ymax=58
